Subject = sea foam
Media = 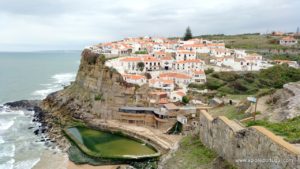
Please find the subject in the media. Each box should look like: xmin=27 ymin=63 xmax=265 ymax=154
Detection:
xmin=0 ymin=159 xmax=14 ymax=169
xmin=32 ymin=72 xmax=76 ymax=99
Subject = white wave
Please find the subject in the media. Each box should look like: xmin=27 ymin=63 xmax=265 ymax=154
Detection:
xmin=0 ymin=144 xmax=15 ymax=158
xmin=31 ymin=72 xmax=76 ymax=99
xmin=0 ymin=109 xmax=25 ymax=116
xmin=0 ymin=136 xmax=4 ymax=144
xmin=0 ymin=159 xmax=14 ymax=169
xmin=52 ymin=73 xmax=76 ymax=84
xmin=0 ymin=119 xmax=14 ymax=131
xmin=32 ymin=88 xmax=57 ymax=99
xmin=14 ymin=158 xmax=40 ymax=169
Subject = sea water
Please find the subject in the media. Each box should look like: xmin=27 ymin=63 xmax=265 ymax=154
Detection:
xmin=0 ymin=51 xmax=81 ymax=169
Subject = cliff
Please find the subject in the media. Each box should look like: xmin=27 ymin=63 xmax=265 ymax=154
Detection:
xmin=41 ymin=49 xmax=152 ymax=130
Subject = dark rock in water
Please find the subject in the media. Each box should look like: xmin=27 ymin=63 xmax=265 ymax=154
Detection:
xmin=34 ymin=129 xmax=39 ymax=135
xmin=32 ymin=106 xmax=46 ymax=124
xmin=28 ymin=127 xmax=34 ymax=130
xmin=4 ymin=100 xmax=41 ymax=110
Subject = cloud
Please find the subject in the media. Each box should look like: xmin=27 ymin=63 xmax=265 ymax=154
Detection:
xmin=0 ymin=0 xmax=299 ymax=51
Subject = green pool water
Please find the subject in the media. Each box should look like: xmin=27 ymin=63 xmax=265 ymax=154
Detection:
xmin=66 ymin=126 xmax=159 ymax=159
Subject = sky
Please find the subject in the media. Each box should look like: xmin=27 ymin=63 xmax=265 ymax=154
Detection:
xmin=0 ymin=0 xmax=299 ymax=51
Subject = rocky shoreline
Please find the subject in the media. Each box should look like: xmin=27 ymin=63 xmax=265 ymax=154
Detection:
xmin=4 ymin=99 xmax=71 ymax=152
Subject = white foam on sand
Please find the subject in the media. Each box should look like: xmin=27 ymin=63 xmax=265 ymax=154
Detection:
xmin=14 ymin=158 xmax=40 ymax=169
xmin=32 ymin=72 xmax=76 ymax=99
xmin=0 ymin=159 xmax=14 ymax=169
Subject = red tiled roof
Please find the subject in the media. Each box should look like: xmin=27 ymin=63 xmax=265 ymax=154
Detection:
xmin=160 ymin=72 xmax=192 ymax=79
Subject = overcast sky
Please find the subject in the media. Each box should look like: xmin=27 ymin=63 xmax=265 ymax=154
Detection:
xmin=0 ymin=0 xmax=299 ymax=51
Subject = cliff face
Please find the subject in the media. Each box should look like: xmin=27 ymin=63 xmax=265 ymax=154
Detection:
xmin=42 ymin=49 xmax=152 ymax=123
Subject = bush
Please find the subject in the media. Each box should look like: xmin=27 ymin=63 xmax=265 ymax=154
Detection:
xmin=94 ymin=94 xmax=103 ymax=101
xmin=188 ymin=83 xmax=206 ymax=90
xmin=206 ymin=77 xmax=225 ymax=90
xmin=204 ymin=68 xmax=214 ymax=75
xmin=182 ymin=96 xmax=190 ymax=104
xmin=216 ymin=72 xmax=240 ymax=82
xmin=135 ymin=51 xmax=148 ymax=54
xmin=99 ymin=54 xmax=106 ymax=64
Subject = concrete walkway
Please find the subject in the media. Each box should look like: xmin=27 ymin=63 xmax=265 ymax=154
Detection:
xmin=88 ymin=119 xmax=182 ymax=152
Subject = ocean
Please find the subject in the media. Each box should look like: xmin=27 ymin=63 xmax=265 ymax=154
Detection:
xmin=0 ymin=51 xmax=81 ymax=169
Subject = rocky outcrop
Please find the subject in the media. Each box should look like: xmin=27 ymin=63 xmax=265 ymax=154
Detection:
xmin=4 ymin=100 xmax=40 ymax=111
xmin=264 ymin=82 xmax=300 ymax=121
xmin=40 ymin=49 xmax=154 ymax=149
xmin=42 ymin=49 xmax=152 ymax=121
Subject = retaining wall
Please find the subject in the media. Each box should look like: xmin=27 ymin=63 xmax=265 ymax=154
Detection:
xmin=199 ymin=110 xmax=300 ymax=169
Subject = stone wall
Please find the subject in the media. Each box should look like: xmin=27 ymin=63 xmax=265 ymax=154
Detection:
xmin=199 ymin=110 xmax=300 ymax=169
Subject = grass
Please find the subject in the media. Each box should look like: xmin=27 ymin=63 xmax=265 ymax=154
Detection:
xmin=190 ymin=65 xmax=300 ymax=96
xmin=209 ymin=105 xmax=249 ymax=120
xmin=163 ymin=135 xmax=217 ymax=169
xmin=163 ymin=135 xmax=236 ymax=169
xmin=194 ymin=34 xmax=299 ymax=50
xmin=246 ymin=116 xmax=300 ymax=143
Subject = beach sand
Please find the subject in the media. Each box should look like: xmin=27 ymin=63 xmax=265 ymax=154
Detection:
xmin=67 ymin=161 xmax=127 ymax=169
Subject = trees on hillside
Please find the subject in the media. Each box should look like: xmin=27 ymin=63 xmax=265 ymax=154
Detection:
xmin=137 ymin=62 xmax=145 ymax=71
xmin=184 ymin=26 xmax=193 ymax=41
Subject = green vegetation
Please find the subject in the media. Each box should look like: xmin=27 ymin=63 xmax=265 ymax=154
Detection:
xmin=135 ymin=50 xmax=148 ymax=54
xmin=163 ymin=135 xmax=217 ymax=169
xmin=261 ymin=53 xmax=300 ymax=63
xmin=209 ymin=105 xmax=249 ymax=120
xmin=194 ymin=34 xmax=299 ymax=50
xmin=163 ymin=135 xmax=236 ymax=169
xmin=167 ymin=122 xmax=182 ymax=134
xmin=246 ymin=116 xmax=300 ymax=143
xmin=94 ymin=93 xmax=103 ymax=101
xmin=183 ymin=26 xmax=193 ymax=41
xmin=99 ymin=54 xmax=106 ymax=64
xmin=137 ymin=62 xmax=145 ymax=71
xmin=189 ymin=65 xmax=300 ymax=95
xmin=182 ymin=96 xmax=190 ymax=104
xmin=204 ymin=68 xmax=215 ymax=75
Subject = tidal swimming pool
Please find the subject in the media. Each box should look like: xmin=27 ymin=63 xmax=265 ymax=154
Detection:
xmin=65 ymin=126 xmax=159 ymax=159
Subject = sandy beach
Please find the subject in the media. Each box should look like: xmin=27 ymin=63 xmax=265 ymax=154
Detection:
xmin=67 ymin=161 xmax=127 ymax=169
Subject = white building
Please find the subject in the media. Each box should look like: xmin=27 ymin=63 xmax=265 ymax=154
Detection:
xmin=170 ymin=90 xmax=186 ymax=102
xmin=149 ymin=78 xmax=175 ymax=91
xmin=160 ymin=56 xmax=174 ymax=70
xmin=159 ymin=72 xmax=193 ymax=87
xmin=176 ymin=51 xmax=197 ymax=61
xmin=210 ymin=48 xmax=231 ymax=57
xmin=191 ymin=70 xmax=206 ymax=83
xmin=279 ymin=37 xmax=298 ymax=46
xmin=174 ymin=59 xmax=205 ymax=71
xmin=122 ymin=74 xmax=147 ymax=86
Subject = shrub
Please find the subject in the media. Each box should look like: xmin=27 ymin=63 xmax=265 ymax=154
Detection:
xmin=188 ymin=83 xmax=206 ymax=90
xmin=135 ymin=51 xmax=148 ymax=54
xmin=94 ymin=94 xmax=103 ymax=101
xmin=182 ymin=96 xmax=190 ymax=104
xmin=204 ymin=68 xmax=214 ymax=75
xmin=206 ymin=77 xmax=225 ymax=90
xmin=99 ymin=54 xmax=106 ymax=64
